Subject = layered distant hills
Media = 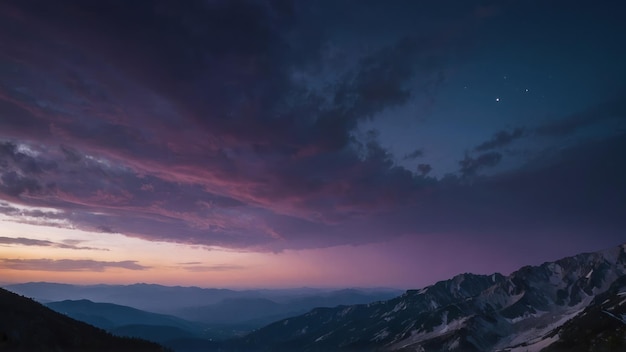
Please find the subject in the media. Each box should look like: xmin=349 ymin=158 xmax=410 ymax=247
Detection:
xmin=6 ymin=283 xmax=399 ymax=330
xmin=4 ymin=243 xmax=625 ymax=351
xmin=0 ymin=287 xmax=166 ymax=352
xmin=4 ymin=283 xmax=400 ymax=351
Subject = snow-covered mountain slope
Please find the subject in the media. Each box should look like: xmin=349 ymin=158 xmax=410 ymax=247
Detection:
xmin=222 ymin=243 xmax=626 ymax=352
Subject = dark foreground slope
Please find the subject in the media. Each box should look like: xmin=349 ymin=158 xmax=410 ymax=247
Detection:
xmin=215 ymin=243 xmax=626 ymax=352
xmin=0 ymin=287 xmax=167 ymax=352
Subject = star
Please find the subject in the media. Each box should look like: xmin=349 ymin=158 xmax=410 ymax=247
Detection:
xmin=496 ymin=98 xmax=500 ymax=102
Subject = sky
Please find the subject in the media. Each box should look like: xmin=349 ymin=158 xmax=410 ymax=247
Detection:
xmin=0 ymin=0 xmax=625 ymax=289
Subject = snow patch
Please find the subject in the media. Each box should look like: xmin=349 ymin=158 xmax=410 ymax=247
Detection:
xmin=382 ymin=301 xmax=406 ymax=318
xmin=339 ymin=306 xmax=354 ymax=317
xmin=499 ymin=307 xmax=584 ymax=351
xmin=389 ymin=314 xmax=469 ymax=350
xmin=505 ymin=310 xmax=545 ymax=324
xmin=448 ymin=337 xmax=460 ymax=350
xmin=505 ymin=334 xmax=559 ymax=352
xmin=372 ymin=328 xmax=390 ymax=342
xmin=315 ymin=331 xmax=333 ymax=342
xmin=602 ymin=310 xmax=626 ymax=325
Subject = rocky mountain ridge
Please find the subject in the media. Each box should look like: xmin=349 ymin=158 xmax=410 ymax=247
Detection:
xmin=220 ymin=243 xmax=626 ymax=351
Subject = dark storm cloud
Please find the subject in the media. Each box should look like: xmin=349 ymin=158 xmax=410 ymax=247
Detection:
xmin=59 ymin=145 xmax=82 ymax=163
xmin=0 ymin=171 xmax=43 ymax=197
xmin=468 ymin=135 xmax=626 ymax=234
xmin=0 ymin=236 xmax=106 ymax=250
xmin=0 ymin=258 xmax=149 ymax=271
xmin=0 ymin=142 xmax=56 ymax=174
xmin=0 ymin=0 xmax=624 ymax=253
xmin=475 ymin=128 xmax=525 ymax=151
xmin=364 ymin=134 xmax=626 ymax=244
xmin=314 ymin=38 xmax=430 ymax=150
xmin=0 ymin=141 xmax=57 ymax=198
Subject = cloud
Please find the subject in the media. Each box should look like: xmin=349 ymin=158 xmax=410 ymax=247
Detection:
xmin=474 ymin=128 xmax=525 ymax=151
xmin=534 ymin=96 xmax=626 ymax=137
xmin=181 ymin=264 xmax=245 ymax=272
xmin=417 ymin=163 xmax=432 ymax=175
xmin=0 ymin=236 xmax=107 ymax=251
xmin=0 ymin=0 xmax=623 ymax=255
xmin=96 ymin=226 xmax=116 ymax=234
xmin=0 ymin=141 xmax=57 ymax=198
xmin=0 ymin=0 xmax=455 ymax=250
xmin=0 ymin=171 xmax=43 ymax=197
xmin=403 ymin=149 xmax=424 ymax=160
xmin=0 ymin=258 xmax=149 ymax=271
xmin=459 ymin=152 xmax=503 ymax=177
xmin=0 ymin=201 xmax=74 ymax=228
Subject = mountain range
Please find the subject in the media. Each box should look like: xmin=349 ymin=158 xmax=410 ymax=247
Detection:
xmin=3 ymin=284 xmax=400 ymax=351
xmin=3 ymin=243 xmax=625 ymax=351
xmin=212 ymin=243 xmax=626 ymax=351
xmin=5 ymin=283 xmax=399 ymax=334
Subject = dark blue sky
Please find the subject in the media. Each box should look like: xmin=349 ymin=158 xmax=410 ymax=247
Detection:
xmin=0 ymin=0 xmax=625 ymax=286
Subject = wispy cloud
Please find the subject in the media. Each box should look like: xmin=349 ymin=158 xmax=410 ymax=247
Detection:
xmin=0 ymin=236 xmax=108 ymax=251
xmin=0 ymin=258 xmax=149 ymax=271
xmin=475 ymin=128 xmax=525 ymax=152
xmin=180 ymin=263 xmax=245 ymax=272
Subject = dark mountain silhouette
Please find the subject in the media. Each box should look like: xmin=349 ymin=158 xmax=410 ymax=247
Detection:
xmin=209 ymin=243 xmax=626 ymax=351
xmin=0 ymin=287 xmax=167 ymax=352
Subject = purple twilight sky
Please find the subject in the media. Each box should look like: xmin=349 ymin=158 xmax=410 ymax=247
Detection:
xmin=0 ymin=0 xmax=625 ymax=288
